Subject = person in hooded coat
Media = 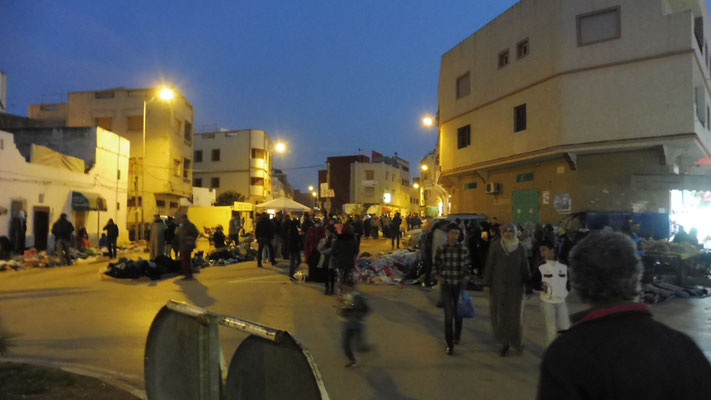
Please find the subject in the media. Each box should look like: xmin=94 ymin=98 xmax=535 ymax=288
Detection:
xmin=287 ymin=217 xmax=302 ymax=280
xmin=149 ymin=214 xmax=168 ymax=260
xmin=484 ymin=223 xmax=531 ymax=357
xmin=332 ymin=224 xmax=358 ymax=294
xmin=305 ymin=222 xmax=326 ymax=282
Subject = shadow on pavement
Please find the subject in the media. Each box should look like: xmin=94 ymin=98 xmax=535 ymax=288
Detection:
xmin=366 ymin=368 xmax=419 ymax=400
xmin=174 ymin=278 xmax=216 ymax=308
xmin=0 ymin=287 xmax=94 ymax=301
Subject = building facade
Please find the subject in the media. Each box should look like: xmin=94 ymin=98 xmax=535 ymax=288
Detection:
xmin=418 ymin=149 xmax=450 ymax=217
xmin=192 ymin=129 xmax=273 ymax=204
xmin=0 ymin=127 xmax=129 ymax=249
xmin=438 ymin=0 xmax=711 ymax=224
xmin=325 ymin=155 xmax=370 ymax=213
xmin=29 ymin=87 xmax=194 ymax=236
xmin=350 ymin=154 xmax=419 ymax=215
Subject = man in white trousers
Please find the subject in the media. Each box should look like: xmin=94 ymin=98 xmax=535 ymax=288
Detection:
xmin=537 ymin=239 xmax=570 ymax=345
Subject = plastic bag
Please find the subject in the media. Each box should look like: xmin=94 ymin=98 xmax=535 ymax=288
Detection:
xmin=457 ymin=291 xmax=475 ymax=318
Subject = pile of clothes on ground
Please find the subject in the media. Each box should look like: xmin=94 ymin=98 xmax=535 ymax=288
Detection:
xmin=103 ymin=254 xmax=206 ymax=280
xmin=1 ymin=249 xmax=64 ymax=271
xmin=642 ymin=282 xmax=709 ymax=304
xmin=354 ymin=250 xmax=421 ymax=285
xmin=207 ymin=245 xmax=256 ymax=266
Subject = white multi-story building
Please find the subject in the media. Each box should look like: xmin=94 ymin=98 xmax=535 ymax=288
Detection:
xmin=438 ymin=0 xmax=711 ymax=225
xmin=0 ymin=127 xmax=129 ymax=249
xmin=350 ymin=154 xmax=419 ymax=215
xmin=192 ymin=129 xmax=273 ymax=204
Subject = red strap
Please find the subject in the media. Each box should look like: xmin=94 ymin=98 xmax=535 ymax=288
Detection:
xmin=571 ymin=304 xmax=649 ymax=328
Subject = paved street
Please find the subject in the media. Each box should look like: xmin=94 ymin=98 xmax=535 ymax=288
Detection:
xmin=1 ymin=238 xmax=710 ymax=399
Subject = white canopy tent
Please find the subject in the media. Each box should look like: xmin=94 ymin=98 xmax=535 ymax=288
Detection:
xmin=255 ymin=197 xmax=311 ymax=213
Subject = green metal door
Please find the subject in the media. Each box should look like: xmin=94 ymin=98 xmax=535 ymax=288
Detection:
xmin=512 ymin=189 xmax=539 ymax=224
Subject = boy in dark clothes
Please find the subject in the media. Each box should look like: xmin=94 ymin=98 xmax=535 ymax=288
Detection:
xmin=339 ymin=281 xmax=370 ymax=368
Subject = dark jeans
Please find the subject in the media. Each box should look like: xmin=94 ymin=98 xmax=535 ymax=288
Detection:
xmin=342 ymin=326 xmax=362 ymax=362
xmin=56 ymin=239 xmax=72 ymax=266
xmin=441 ymin=283 xmax=463 ymax=348
xmin=289 ymin=250 xmax=301 ymax=277
xmin=257 ymin=238 xmax=275 ymax=267
xmin=325 ymin=268 xmax=337 ymax=294
xmin=391 ymin=232 xmax=401 ymax=249
xmin=229 ymin=234 xmax=239 ymax=246
xmin=108 ymin=237 xmax=117 ymax=258
xmin=180 ymin=250 xmax=193 ymax=279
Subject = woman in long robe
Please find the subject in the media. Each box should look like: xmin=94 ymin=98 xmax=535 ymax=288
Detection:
xmin=484 ymin=223 xmax=531 ymax=356
xmin=304 ymin=223 xmax=326 ymax=282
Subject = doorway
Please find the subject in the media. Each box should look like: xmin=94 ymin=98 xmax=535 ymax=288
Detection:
xmin=512 ymin=189 xmax=539 ymax=224
xmin=33 ymin=207 xmax=50 ymax=250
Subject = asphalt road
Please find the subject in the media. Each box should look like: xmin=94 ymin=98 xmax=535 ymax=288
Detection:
xmin=1 ymin=238 xmax=710 ymax=399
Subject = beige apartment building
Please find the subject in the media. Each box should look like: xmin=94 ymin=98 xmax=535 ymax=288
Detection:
xmin=192 ymin=129 xmax=273 ymax=204
xmin=418 ymin=149 xmax=450 ymax=217
xmin=438 ymin=0 xmax=711 ymax=225
xmin=350 ymin=155 xmax=419 ymax=215
xmin=29 ymin=87 xmax=194 ymax=236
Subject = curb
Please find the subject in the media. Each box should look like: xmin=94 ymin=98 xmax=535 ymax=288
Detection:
xmin=2 ymin=356 xmax=147 ymax=400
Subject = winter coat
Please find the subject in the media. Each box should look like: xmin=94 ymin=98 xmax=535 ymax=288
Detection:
xmin=484 ymin=241 xmax=531 ymax=346
xmin=287 ymin=220 xmax=301 ymax=252
xmin=103 ymin=222 xmax=119 ymax=239
xmin=537 ymin=304 xmax=711 ymax=400
xmin=331 ymin=232 xmax=357 ymax=271
xmin=256 ymin=217 xmax=274 ymax=240
xmin=176 ymin=221 xmax=199 ymax=253
xmin=317 ymin=235 xmax=336 ymax=270
xmin=51 ymin=218 xmax=74 ymax=241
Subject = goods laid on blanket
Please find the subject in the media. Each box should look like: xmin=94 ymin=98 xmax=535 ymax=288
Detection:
xmin=355 ymin=250 xmax=422 ymax=285
xmin=103 ymin=245 xmax=257 ymax=280
xmin=0 ymin=245 xmax=140 ymax=272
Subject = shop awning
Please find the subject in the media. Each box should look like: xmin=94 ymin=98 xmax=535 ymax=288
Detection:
xmin=72 ymin=191 xmax=107 ymax=211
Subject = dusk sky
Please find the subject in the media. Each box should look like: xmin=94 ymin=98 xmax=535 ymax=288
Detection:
xmin=2 ymin=0 xmax=522 ymax=191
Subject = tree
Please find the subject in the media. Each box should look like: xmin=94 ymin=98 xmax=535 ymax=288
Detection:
xmin=215 ymin=191 xmax=245 ymax=206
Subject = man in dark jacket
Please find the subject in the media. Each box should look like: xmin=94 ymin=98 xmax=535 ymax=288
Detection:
xmin=390 ymin=213 xmax=403 ymax=249
xmin=176 ymin=214 xmax=199 ymax=280
xmin=255 ymin=213 xmax=275 ymax=268
xmin=102 ymin=218 xmax=119 ymax=259
xmin=537 ymin=231 xmax=711 ymax=399
xmin=352 ymin=215 xmax=364 ymax=253
xmin=331 ymin=224 xmax=358 ymax=294
xmin=51 ymin=213 xmax=74 ymax=265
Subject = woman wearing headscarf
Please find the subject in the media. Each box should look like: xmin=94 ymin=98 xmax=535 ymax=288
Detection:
xmin=484 ymin=223 xmax=532 ymax=357
xmin=304 ymin=221 xmax=326 ymax=282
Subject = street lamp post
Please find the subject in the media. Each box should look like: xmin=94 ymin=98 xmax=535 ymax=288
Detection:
xmin=139 ymin=87 xmax=175 ymax=241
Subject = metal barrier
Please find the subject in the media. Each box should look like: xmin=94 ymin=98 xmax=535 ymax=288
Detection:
xmin=145 ymin=300 xmax=329 ymax=400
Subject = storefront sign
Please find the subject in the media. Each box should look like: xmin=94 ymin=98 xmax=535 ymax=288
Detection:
xmin=554 ymin=193 xmax=571 ymax=214
xmin=542 ymin=191 xmax=550 ymax=205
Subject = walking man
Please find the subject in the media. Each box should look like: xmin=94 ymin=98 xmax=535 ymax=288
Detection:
xmin=51 ymin=213 xmax=74 ymax=266
xmin=176 ymin=214 xmax=199 ymax=280
xmin=390 ymin=212 xmax=403 ymax=249
xmin=434 ymin=223 xmax=471 ymax=355
xmin=535 ymin=239 xmax=570 ymax=346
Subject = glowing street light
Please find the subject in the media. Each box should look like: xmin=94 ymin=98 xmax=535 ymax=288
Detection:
xmin=308 ymin=185 xmax=314 ymax=192
xmin=312 ymin=191 xmax=318 ymax=197
xmin=275 ymin=142 xmax=286 ymax=153
xmin=422 ymin=116 xmax=434 ymax=127
xmin=413 ymin=183 xmax=420 ymax=189
xmin=421 ymin=164 xmax=429 ymax=171
xmin=159 ymin=87 xmax=175 ymax=101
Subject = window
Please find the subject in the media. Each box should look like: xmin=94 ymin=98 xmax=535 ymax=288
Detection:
xmin=95 ymin=117 xmax=112 ymax=131
xmin=695 ymin=17 xmax=704 ymax=51
xmin=183 ymin=158 xmax=191 ymax=178
xmin=127 ymin=90 xmax=146 ymax=98
xmin=251 ymin=148 xmax=265 ymax=159
xmin=517 ymin=39 xmax=529 ymax=59
xmin=577 ymin=6 xmax=621 ymax=46
xmin=194 ymin=150 xmax=203 ymax=163
xmin=184 ymin=121 xmax=193 ymax=142
xmin=457 ymin=125 xmax=471 ymax=149
xmin=696 ymin=86 xmax=706 ymax=125
xmin=385 ymin=171 xmax=389 ymax=180
xmin=127 ymin=115 xmax=142 ymax=131
xmin=464 ymin=182 xmax=478 ymax=190
xmin=365 ymin=187 xmax=375 ymax=197
xmin=498 ymin=50 xmax=510 ymax=68
xmin=514 ymin=104 xmax=527 ymax=132
xmin=211 ymin=177 xmax=220 ymax=188
xmin=156 ymin=200 xmax=166 ymax=208
xmin=212 ymin=149 xmax=220 ymax=161
xmin=40 ymin=104 xmax=58 ymax=111
xmin=365 ymin=170 xmax=375 ymax=180
xmin=174 ymin=118 xmax=181 ymax=136
xmin=94 ymin=91 xmax=114 ymax=99
xmin=174 ymin=159 xmax=181 ymax=177
xmin=194 ymin=178 xmax=202 ymax=187
xmin=456 ymin=72 xmax=470 ymax=99
xmin=170 ymin=202 xmax=178 ymax=209
xmin=516 ymin=172 xmax=534 ymax=183
xmin=251 ymin=177 xmax=265 ymax=186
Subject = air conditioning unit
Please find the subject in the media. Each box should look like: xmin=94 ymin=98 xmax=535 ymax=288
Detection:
xmin=485 ymin=183 xmax=501 ymax=194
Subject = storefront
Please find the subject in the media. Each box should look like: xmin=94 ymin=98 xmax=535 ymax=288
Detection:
xmin=670 ymin=190 xmax=711 ymax=248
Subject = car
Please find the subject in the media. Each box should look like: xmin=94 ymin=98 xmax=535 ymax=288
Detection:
xmin=430 ymin=213 xmax=489 ymax=228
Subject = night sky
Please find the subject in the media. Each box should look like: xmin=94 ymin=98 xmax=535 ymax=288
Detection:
xmin=3 ymin=0 xmax=523 ymax=190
